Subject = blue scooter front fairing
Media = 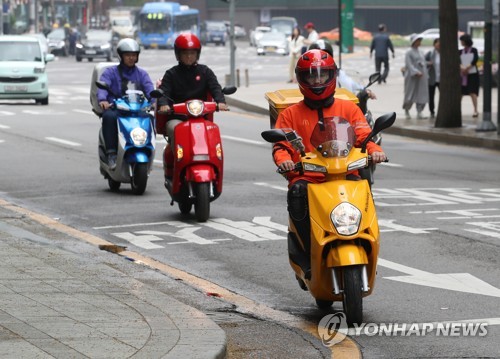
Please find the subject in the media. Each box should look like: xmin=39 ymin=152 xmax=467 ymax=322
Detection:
xmin=118 ymin=115 xmax=155 ymax=164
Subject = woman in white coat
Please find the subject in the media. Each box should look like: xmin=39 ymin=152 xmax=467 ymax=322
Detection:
xmin=288 ymin=26 xmax=305 ymax=83
xmin=403 ymin=34 xmax=429 ymax=119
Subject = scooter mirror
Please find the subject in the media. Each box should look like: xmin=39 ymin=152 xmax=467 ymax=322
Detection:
xmin=361 ymin=112 xmax=396 ymax=152
xmin=368 ymin=72 xmax=381 ymax=86
xmin=261 ymin=129 xmax=287 ymax=143
xmin=222 ymin=86 xmax=237 ymax=95
xmin=373 ymin=112 xmax=396 ymax=133
xmin=150 ymin=89 xmax=163 ymax=98
xmin=95 ymin=81 xmax=110 ymax=91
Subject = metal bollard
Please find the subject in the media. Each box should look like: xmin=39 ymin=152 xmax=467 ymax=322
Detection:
xmin=236 ymin=69 xmax=240 ymax=87
xmin=245 ymin=68 xmax=249 ymax=87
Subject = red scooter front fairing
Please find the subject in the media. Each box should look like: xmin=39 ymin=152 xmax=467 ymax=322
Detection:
xmin=166 ymin=118 xmax=224 ymax=197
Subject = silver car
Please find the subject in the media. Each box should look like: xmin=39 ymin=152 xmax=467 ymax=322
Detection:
xmin=256 ymin=31 xmax=289 ymax=56
xmin=249 ymin=26 xmax=271 ymax=47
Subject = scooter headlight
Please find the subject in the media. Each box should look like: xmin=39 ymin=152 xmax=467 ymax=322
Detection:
xmin=131 ymin=128 xmax=147 ymax=146
xmin=186 ymin=100 xmax=204 ymax=116
xmin=331 ymin=202 xmax=361 ymax=236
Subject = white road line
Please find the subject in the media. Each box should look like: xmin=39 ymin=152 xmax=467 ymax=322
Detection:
xmin=0 ymin=124 xmax=11 ymax=129
xmin=380 ymin=162 xmax=403 ymax=167
xmin=0 ymin=111 xmax=15 ymax=116
xmin=73 ymin=109 xmax=94 ymax=115
xmin=222 ymin=135 xmax=267 ymax=146
xmin=0 ymin=140 xmax=4 ymax=143
xmin=45 ymin=137 xmax=82 ymax=146
xmin=254 ymin=182 xmax=288 ymax=191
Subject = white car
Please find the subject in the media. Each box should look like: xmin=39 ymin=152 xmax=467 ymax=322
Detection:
xmin=0 ymin=35 xmax=55 ymax=105
xmin=249 ymin=26 xmax=271 ymax=47
xmin=406 ymin=28 xmax=440 ymax=42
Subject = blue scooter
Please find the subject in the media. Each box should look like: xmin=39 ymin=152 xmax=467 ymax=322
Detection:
xmin=95 ymin=81 xmax=161 ymax=195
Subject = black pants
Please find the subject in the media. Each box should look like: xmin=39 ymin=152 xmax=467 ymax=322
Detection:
xmin=102 ymin=109 xmax=119 ymax=154
xmin=428 ymin=82 xmax=440 ymax=115
xmin=287 ymin=180 xmax=311 ymax=255
xmin=375 ymin=56 xmax=389 ymax=83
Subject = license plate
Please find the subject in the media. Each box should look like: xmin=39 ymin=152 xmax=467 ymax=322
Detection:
xmin=85 ymin=50 xmax=97 ymax=54
xmin=265 ymin=46 xmax=276 ymax=52
xmin=5 ymin=85 xmax=28 ymax=92
xmin=213 ymin=37 xmax=221 ymax=41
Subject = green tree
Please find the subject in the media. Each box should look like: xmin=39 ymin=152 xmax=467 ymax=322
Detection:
xmin=435 ymin=0 xmax=462 ymax=127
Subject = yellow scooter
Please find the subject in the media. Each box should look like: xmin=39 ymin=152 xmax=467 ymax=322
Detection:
xmin=261 ymin=112 xmax=395 ymax=325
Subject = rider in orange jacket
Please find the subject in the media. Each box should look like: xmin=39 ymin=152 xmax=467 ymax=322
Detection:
xmin=272 ymin=49 xmax=387 ymax=274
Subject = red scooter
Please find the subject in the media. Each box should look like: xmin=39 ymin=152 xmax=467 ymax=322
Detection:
xmin=156 ymin=87 xmax=236 ymax=222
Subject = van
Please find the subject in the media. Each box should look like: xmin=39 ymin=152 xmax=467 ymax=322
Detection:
xmin=200 ymin=20 xmax=227 ymax=46
xmin=269 ymin=16 xmax=298 ymax=37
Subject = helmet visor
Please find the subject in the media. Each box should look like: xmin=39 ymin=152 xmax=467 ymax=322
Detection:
xmin=297 ymin=67 xmax=336 ymax=87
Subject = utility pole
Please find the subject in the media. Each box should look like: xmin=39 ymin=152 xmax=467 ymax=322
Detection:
xmin=478 ymin=0 xmax=497 ymax=131
xmin=0 ymin=0 xmax=4 ymax=35
xmin=229 ymin=0 xmax=236 ymax=86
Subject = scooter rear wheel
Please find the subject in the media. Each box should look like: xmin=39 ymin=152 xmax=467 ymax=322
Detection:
xmin=342 ymin=265 xmax=363 ymax=326
xmin=194 ymin=182 xmax=210 ymax=222
xmin=131 ymin=163 xmax=148 ymax=195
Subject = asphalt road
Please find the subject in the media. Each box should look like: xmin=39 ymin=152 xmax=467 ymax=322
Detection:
xmin=1 ymin=42 xmax=500 ymax=358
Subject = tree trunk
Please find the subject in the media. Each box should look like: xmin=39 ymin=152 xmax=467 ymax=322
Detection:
xmin=435 ymin=0 xmax=462 ymax=128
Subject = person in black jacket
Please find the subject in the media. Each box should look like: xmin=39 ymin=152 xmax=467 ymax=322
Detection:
xmin=370 ymin=24 xmax=395 ymax=84
xmin=158 ymin=33 xmax=229 ymax=151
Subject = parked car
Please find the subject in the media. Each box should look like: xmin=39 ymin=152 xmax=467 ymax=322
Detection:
xmin=319 ymin=27 xmax=373 ymax=42
xmin=223 ymin=21 xmax=247 ymax=39
xmin=200 ymin=20 xmax=227 ymax=46
xmin=75 ymin=29 xmax=114 ymax=62
xmin=256 ymin=30 xmax=289 ymax=56
xmin=22 ymin=33 xmax=49 ymax=55
xmin=249 ymin=26 xmax=271 ymax=47
xmin=47 ymin=28 xmax=68 ymax=56
xmin=0 ymin=35 xmax=55 ymax=105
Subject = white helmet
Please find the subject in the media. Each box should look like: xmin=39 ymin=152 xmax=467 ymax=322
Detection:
xmin=117 ymin=38 xmax=141 ymax=63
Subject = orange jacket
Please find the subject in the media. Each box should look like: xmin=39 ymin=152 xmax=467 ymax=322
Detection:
xmin=273 ymin=98 xmax=383 ymax=185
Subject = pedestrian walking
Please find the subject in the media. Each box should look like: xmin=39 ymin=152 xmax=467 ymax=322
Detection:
xmin=288 ymin=26 xmax=305 ymax=83
xmin=459 ymin=34 xmax=480 ymax=118
xmin=370 ymin=24 xmax=395 ymax=84
xmin=402 ymin=34 xmax=429 ymax=119
xmin=425 ymin=38 xmax=440 ymax=118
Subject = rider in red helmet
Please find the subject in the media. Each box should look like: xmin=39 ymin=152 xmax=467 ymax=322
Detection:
xmin=157 ymin=33 xmax=228 ymax=161
xmin=272 ymin=49 xmax=386 ymax=276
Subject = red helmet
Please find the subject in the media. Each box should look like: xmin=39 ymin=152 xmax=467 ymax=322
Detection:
xmin=174 ymin=33 xmax=202 ymax=61
xmin=295 ymin=49 xmax=337 ymax=101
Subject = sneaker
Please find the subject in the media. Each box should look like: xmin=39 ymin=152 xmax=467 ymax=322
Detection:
xmin=417 ymin=112 xmax=426 ymax=120
xmin=107 ymin=153 xmax=117 ymax=170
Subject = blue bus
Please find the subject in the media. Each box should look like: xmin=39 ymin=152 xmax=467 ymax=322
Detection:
xmin=137 ymin=2 xmax=200 ymax=49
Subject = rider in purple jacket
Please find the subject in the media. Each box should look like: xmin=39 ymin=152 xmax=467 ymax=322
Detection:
xmin=97 ymin=38 xmax=154 ymax=170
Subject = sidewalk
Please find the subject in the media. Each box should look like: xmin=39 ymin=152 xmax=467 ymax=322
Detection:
xmin=0 ymin=201 xmax=226 ymax=359
xmin=226 ymin=75 xmax=500 ymax=151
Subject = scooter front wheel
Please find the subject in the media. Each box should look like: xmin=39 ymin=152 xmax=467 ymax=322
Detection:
xmin=194 ymin=182 xmax=210 ymax=222
xmin=131 ymin=163 xmax=148 ymax=195
xmin=178 ymin=201 xmax=192 ymax=214
xmin=342 ymin=265 xmax=363 ymax=326
xmin=108 ymin=178 xmax=121 ymax=192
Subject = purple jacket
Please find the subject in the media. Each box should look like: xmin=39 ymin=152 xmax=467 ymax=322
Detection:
xmin=96 ymin=64 xmax=154 ymax=103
